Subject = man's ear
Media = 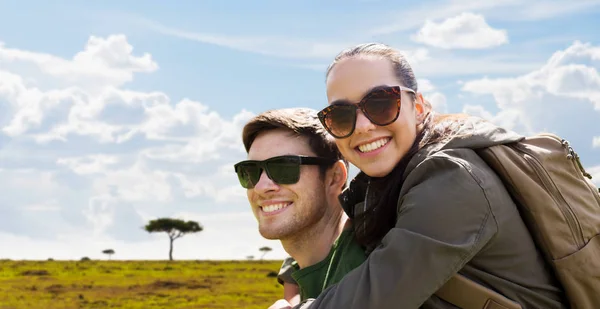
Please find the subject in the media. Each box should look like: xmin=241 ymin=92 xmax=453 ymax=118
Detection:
xmin=328 ymin=160 xmax=348 ymax=192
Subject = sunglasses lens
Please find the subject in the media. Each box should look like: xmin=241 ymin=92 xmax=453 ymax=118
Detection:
xmin=364 ymin=92 xmax=399 ymax=125
xmin=323 ymin=105 xmax=356 ymax=138
xmin=267 ymin=159 xmax=301 ymax=185
xmin=236 ymin=164 xmax=261 ymax=189
xmin=321 ymin=88 xmax=401 ymax=138
xmin=235 ymin=157 xmax=303 ymax=188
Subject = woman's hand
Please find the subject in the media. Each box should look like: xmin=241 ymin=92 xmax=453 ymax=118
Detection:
xmin=268 ymin=299 xmax=293 ymax=309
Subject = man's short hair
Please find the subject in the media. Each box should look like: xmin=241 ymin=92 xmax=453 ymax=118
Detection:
xmin=242 ymin=108 xmax=347 ymax=176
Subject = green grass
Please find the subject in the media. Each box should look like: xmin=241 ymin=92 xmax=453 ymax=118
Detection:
xmin=0 ymin=259 xmax=285 ymax=309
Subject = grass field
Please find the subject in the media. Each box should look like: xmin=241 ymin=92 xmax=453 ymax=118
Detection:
xmin=0 ymin=259 xmax=285 ymax=309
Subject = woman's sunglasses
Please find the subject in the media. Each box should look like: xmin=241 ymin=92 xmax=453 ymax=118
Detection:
xmin=317 ymin=85 xmax=416 ymax=139
xmin=234 ymin=155 xmax=338 ymax=189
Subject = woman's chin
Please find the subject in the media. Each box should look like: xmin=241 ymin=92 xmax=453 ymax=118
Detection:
xmin=360 ymin=163 xmax=395 ymax=178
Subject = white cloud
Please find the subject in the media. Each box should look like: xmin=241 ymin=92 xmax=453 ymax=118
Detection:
xmin=462 ymin=104 xmax=531 ymax=133
xmin=137 ymin=98 xmax=253 ymax=163
xmin=462 ymin=104 xmax=495 ymax=120
xmin=461 ymin=41 xmax=600 ymax=137
xmin=594 ymin=136 xmax=600 ymax=148
xmin=402 ymin=48 xmax=432 ymax=65
xmin=0 ymin=34 xmax=157 ymax=90
xmin=0 ymin=37 xmax=253 ymax=166
xmin=5 ymin=169 xmax=61 ymax=193
xmin=0 ymin=71 xmax=78 ymax=137
xmin=369 ymin=0 xmax=600 ymax=35
xmin=0 ymin=35 xmax=159 ymax=140
xmin=23 ymin=200 xmax=62 ymax=212
xmin=173 ymin=172 xmax=246 ymax=204
xmin=417 ymin=79 xmax=449 ymax=113
xmin=425 ymin=92 xmax=449 ymax=113
xmin=91 ymin=162 xmax=173 ymax=203
xmin=418 ymin=79 xmax=435 ymax=92
xmin=412 ymin=13 xmax=508 ymax=49
xmin=84 ymin=194 xmax=119 ymax=236
xmin=589 ymin=165 xmax=600 ymax=186
xmin=57 ymin=155 xmax=119 ymax=175
xmin=0 ymin=35 xmax=264 ymax=260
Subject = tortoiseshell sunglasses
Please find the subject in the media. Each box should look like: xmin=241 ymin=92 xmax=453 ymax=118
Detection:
xmin=317 ymin=85 xmax=415 ymax=138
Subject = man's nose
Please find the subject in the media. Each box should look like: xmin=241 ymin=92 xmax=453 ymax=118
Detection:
xmin=253 ymin=170 xmax=279 ymax=193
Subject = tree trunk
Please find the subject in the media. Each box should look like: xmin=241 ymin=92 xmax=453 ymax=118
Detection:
xmin=169 ymin=238 xmax=174 ymax=261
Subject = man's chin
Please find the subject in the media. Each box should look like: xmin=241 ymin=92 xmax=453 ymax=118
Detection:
xmin=259 ymin=227 xmax=294 ymax=240
xmin=259 ymin=231 xmax=284 ymax=240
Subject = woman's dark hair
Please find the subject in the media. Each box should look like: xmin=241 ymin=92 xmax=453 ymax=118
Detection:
xmin=329 ymin=43 xmax=470 ymax=249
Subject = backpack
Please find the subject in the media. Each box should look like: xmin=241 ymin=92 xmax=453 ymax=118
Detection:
xmin=435 ymin=133 xmax=600 ymax=309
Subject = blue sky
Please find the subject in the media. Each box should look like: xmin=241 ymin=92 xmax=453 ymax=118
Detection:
xmin=0 ymin=0 xmax=599 ymax=260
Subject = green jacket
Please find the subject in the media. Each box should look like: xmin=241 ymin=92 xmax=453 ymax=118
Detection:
xmin=291 ymin=118 xmax=568 ymax=309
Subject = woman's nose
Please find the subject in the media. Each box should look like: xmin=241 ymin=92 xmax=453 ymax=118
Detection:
xmin=353 ymin=110 xmax=376 ymax=134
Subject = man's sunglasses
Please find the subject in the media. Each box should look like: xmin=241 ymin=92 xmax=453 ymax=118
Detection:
xmin=234 ymin=155 xmax=338 ymax=189
xmin=317 ymin=85 xmax=416 ymax=139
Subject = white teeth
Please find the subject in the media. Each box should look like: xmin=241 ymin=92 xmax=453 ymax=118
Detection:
xmin=358 ymin=138 xmax=390 ymax=153
xmin=262 ymin=203 xmax=289 ymax=213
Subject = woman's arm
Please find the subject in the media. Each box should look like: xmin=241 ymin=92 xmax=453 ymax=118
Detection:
xmin=290 ymin=150 xmax=500 ymax=308
xmin=284 ymin=282 xmax=301 ymax=306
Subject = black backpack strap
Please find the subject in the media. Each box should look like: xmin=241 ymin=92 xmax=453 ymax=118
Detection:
xmin=339 ymin=172 xmax=369 ymax=219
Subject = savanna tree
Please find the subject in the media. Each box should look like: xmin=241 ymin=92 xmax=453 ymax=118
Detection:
xmin=259 ymin=246 xmax=272 ymax=260
xmin=144 ymin=218 xmax=203 ymax=261
xmin=102 ymin=249 xmax=115 ymax=260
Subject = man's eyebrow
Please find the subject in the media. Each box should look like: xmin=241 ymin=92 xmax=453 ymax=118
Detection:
xmin=330 ymin=84 xmax=391 ymax=105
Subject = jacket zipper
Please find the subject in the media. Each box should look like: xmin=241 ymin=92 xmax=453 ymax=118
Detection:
xmin=559 ymin=137 xmax=600 ymax=206
xmin=363 ymin=180 xmax=370 ymax=236
xmin=511 ymin=143 xmax=585 ymax=249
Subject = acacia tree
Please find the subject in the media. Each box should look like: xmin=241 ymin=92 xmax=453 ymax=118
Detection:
xmin=102 ymin=249 xmax=115 ymax=260
xmin=144 ymin=218 xmax=203 ymax=261
xmin=259 ymin=246 xmax=272 ymax=260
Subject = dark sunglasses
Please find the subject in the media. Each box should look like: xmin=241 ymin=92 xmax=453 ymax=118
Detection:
xmin=317 ymin=85 xmax=416 ymax=139
xmin=233 ymin=155 xmax=338 ymax=189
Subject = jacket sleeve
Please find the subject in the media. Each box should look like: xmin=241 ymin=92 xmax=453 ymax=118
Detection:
xmin=293 ymin=150 xmax=500 ymax=309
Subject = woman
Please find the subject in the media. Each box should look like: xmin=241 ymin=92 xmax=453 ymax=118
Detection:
xmin=272 ymin=43 xmax=568 ymax=309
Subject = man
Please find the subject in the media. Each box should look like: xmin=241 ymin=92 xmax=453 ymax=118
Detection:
xmin=234 ymin=108 xmax=367 ymax=306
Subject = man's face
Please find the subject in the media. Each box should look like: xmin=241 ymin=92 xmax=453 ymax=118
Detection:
xmin=246 ymin=129 xmax=330 ymax=240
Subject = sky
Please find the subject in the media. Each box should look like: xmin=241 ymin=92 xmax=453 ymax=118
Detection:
xmin=0 ymin=0 xmax=599 ymax=261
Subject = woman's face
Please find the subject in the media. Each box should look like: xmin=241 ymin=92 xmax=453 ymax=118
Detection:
xmin=325 ymin=56 xmax=425 ymax=177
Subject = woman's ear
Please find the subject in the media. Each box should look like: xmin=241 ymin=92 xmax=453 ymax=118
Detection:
xmin=414 ymin=93 xmax=428 ymax=122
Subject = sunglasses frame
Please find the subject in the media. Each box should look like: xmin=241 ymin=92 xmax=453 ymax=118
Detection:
xmin=317 ymin=85 xmax=416 ymax=139
xmin=233 ymin=155 xmax=338 ymax=189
